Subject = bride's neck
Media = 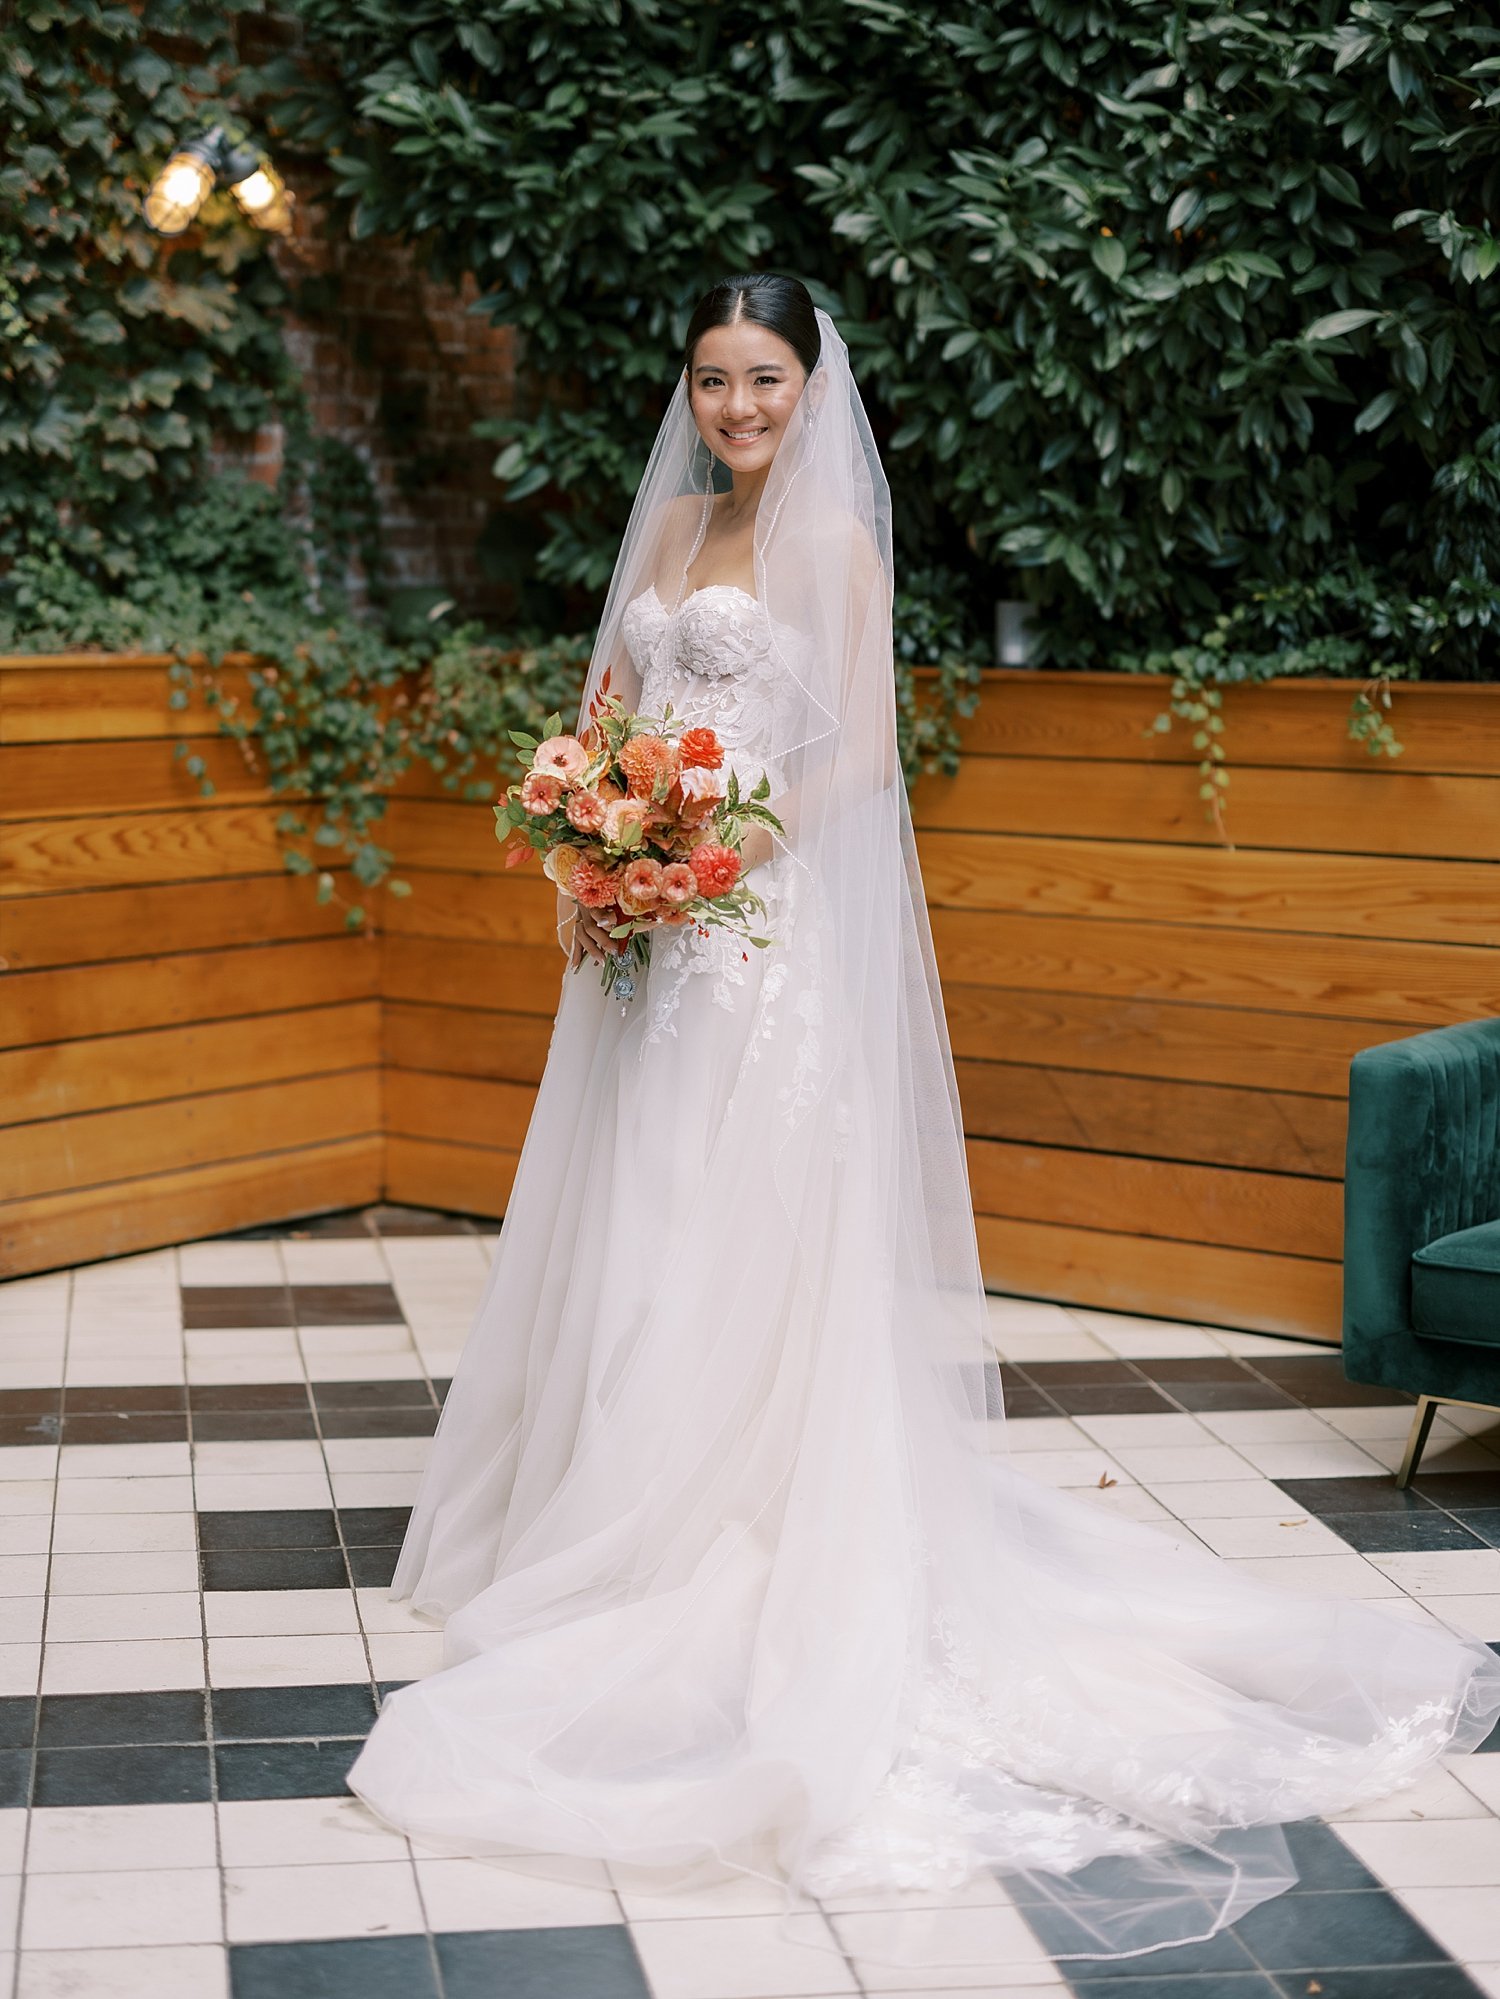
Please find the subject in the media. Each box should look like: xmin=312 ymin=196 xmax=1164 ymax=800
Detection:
xmin=722 ymin=466 xmax=769 ymax=523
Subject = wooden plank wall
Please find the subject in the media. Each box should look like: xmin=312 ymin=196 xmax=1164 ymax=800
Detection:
xmin=380 ymin=674 xmax=1500 ymax=1343
xmin=0 ymin=654 xmax=382 ymax=1275
xmin=5 ymin=654 xmax=1499 ymax=1342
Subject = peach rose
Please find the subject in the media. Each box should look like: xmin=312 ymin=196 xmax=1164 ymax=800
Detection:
xmin=602 ymin=796 xmax=649 ymax=847
xmin=533 ymin=734 xmax=590 ymax=783
xmin=618 ymin=856 xmax=664 ymax=915
xmin=566 ymin=789 xmax=607 ymax=833
xmin=543 ymin=844 xmax=582 ymax=890
xmin=520 ymin=771 xmax=564 ymax=815
xmin=659 ymin=862 xmax=697 ymax=906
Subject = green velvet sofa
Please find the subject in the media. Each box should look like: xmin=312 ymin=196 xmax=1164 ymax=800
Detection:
xmin=1342 ymin=1018 xmax=1500 ymax=1487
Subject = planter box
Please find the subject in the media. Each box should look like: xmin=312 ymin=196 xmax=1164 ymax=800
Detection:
xmin=4 ymin=652 xmax=1499 ymax=1343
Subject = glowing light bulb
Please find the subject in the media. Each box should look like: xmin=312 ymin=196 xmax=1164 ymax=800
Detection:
xmin=144 ymin=152 xmax=214 ymax=234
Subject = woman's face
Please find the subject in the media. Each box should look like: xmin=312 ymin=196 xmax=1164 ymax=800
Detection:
xmin=687 ymin=321 xmax=807 ymax=476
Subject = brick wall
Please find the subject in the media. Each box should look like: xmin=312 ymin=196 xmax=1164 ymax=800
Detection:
xmin=216 ymin=165 xmax=518 ymax=620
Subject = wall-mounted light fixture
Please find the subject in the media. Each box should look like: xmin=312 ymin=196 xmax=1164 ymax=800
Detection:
xmin=144 ymin=125 xmax=293 ymax=237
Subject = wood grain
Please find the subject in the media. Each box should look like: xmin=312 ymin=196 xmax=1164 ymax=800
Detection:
xmin=0 ymin=1002 xmax=379 ymax=1126
xmin=1 ymin=872 xmax=356 ymax=972
xmin=975 ymin=1214 xmax=1341 ymax=1342
xmin=0 ymin=1136 xmax=383 ymax=1279
xmin=967 ymin=1136 xmax=1340 ymax=1260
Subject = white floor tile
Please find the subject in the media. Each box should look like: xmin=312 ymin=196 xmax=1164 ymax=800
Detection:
xmin=0 ymin=1555 xmax=49 ymax=1596
xmin=1194 ymin=1408 xmax=1337 ymax=1445
xmin=62 ymin=1358 xmax=187 ymax=1389
xmin=0 ymin=1519 xmax=51 ymax=1557
xmin=27 ymin=1803 xmax=217 ymax=1875
xmin=1071 ymin=1413 xmax=1210 ymax=1449
xmin=298 ymin=1325 xmax=414 ymax=1357
xmin=280 ymin=1241 xmax=391 ymax=1283
xmin=48 ymin=1551 xmax=199 ymax=1596
xmin=1079 ymin=1327 xmax=1228 ymax=1360
xmin=204 ymin=1590 xmax=359 ymax=1639
xmin=216 ymin=1797 xmax=409 ymax=1869
xmin=302 ymin=1352 xmax=428 ymax=1383
xmin=1452 ymin=1756 xmax=1500 ymax=1813
xmin=1000 ymin=1420 xmax=1090 ymax=1453
xmin=178 ymin=1240 xmax=285 ymax=1283
xmin=353 ymin=1588 xmax=436 ymax=1637
xmin=183 ymin=1329 xmax=299 ymax=1362
xmin=0 ymin=1644 xmax=40 ymax=1696
xmin=415 ymin=1853 xmax=618 ymax=1930
xmin=184 ymin=1353 xmax=307 ymax=1387
xmin=190 ymin=1440 xmax=327 ymax=1478
xmin=57 ymin=1443 xmax=192 ymax=1480
xmin=1395 ymin=1884 xmax=1500 ymax=1964
xmin=16 ymin=1944 xmax=229 ymax=1999
xmin=1336 ymin=1815 xmax=1500 ymax=1887
xmin=191 ymin=1474 xmax=332 ymax=1513
xmin=1179 ymin=1514 xmax=1352 ymax=1559
xmin=631 ymin=1910 xmax=860 ymax=1998
xmin=1364 ymin=1435 xmax=1500 ymax=1476
xmin=0 ymin=1447 xmax=58 ymax=1482
xmin=984 ymin=1334 xmax=1110 ymax=1363
xmin=612 ymin=1863 xmax=817 ymax=1919
xmin=53 ymin=1478 xmax=195 ymax=1517
xmin=0 ymin=1601 xmax=43 ymax=1645
xmin=321 ymin=1436 xmax=432 ymax=1475
xmin=1429 ymin=1596 xmax=1500 ymax=1641
xmin=1222 ymin=1554 xmax=1399 ymax=1597
xmin=50 ymin=1514 xmax=197 ymax=1556
xmin=1231 ymin=1440 xmax=1385 ymax=1480
xmin=20 ymin=1866 xmax=221 ymax=1949
xmin=989 ymin=1451 xmax=1135 ymax=1490
xmin=206 ymin=1634 xmax=368 ymax=1688
xmin=1213 ymin=1331 xmax=1336 ymax=1356
xmin=41 ymin=1640 xmax=203 ymax=1696
xmin=366 ymin=1630 xmax=446 ymax=1681
xmin=223 ymin=1858 xmax=424 ymax=1944
xmin=1109 ymin=1445 xmax=1255 ymax=1484
xmin=0 ymin=1809 xmax=26 ymax=1872
xmin=0 ymin=1485 xmax=55 ymax=1519
xmin=329 ymin=1473 xmax=423 ymax=1509
xmin=44 ymin=1592 xmax=201 ymax=1644
xmin=837 ymin=1904 xmax=1063 ymax=1991
xmin=1329 ymin=1761 xmax=1493 ymax=1821
xmin=1367 ymin=1550 xmax=1500 ymax=1597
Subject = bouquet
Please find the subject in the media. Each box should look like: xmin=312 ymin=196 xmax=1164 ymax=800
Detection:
xmin=495 ymin=679 xmax=785 ymax=1006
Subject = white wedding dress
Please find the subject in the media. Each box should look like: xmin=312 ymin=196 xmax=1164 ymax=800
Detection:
xmin=347 ymin=579 xmax=1500 ymax=1969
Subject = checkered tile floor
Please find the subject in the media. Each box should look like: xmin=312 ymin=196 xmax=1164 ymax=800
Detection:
xmin=2 ymin=1202 xmax=1499 ymax=1999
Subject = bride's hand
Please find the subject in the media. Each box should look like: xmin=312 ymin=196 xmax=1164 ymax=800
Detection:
xmin=570 ymin=905 xmax=619 ymax=968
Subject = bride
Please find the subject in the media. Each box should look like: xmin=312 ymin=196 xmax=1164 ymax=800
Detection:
xmin=347 ymin=275 xmax=1500 ymax=1973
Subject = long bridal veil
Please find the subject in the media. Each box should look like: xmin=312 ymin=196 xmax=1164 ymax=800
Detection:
xmin=346 ymin=306 xmax=1500 ymax=1975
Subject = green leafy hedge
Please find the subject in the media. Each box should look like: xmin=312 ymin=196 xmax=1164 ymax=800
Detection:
xmin=267 ymin=0 xmax=1500 ymax=682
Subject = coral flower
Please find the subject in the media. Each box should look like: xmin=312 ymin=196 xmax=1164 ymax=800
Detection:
xmin=566 ymin=790 xmax=607 ymax=834
xmin=569 ymin=855 xmax=619 ymax=909
xmin=520 ymin=771 xmax=564 ymax=815
xmin=602 ymin=797 xmax=649 ymax=847
xmin=532 ymin=734 xmax=590 ymax=782
xmin=689 ymin=843 xmax=742 ymax=897
xmin=618 ymin=733 xmax=679 ymax=799
xmin=679 ymin=727 xmax=724 ymax=771
xmin=659 ymin=862 xmax=697 ymax=906
xmin=618 ymin=857 xmax=664 ymax=915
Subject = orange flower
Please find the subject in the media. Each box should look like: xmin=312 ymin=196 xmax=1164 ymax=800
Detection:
xmin=533 ymin=734 xmax=589 ymax=783
xmin=619 ymin=856 xmax=664 ymax=914
xmin=689 ymin=843 xmax=742 ymax=897
xmin=679 ymin=727 xmax=724 ymax=771
xmin=619 ymin=733 xmax=679 ymax=799
xmin=602 ymin=796 xmax=649 ymax=847
xmin=569 ymin=855 xmax=618 ymax=909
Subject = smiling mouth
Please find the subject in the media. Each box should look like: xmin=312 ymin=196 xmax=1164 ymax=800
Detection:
xmin=720 ymin=427 xmax=768 ymax=444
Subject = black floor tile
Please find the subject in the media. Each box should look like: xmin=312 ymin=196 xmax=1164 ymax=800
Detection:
xmin=37 ymin=1689 xmax=208 ymax=1747
xmin=1072 ymin=1979 xmax=1277 ymax=1998
xmin=211 ymin=1682 xmax=379 ymax=1741
xmin=1321 ymin=1511 xmax=1487 ymax=1554
xmin=1023 ymin=1919 xmax=1260 ymax=1978
xmin=180 ymin=1284 xmax=293 ymax=1328
xmin=347 ymin=1545 xmax=400 ymax=1588
xmin=1162 ymin=1380 xmax=1302 ymax=1413
xmin=217 ymin=1208 xmax=374 ymax=1242
xmin=230 ymin=1935 xmax=440 ymax=1999
xmin=0 ymin=1413 xmax=59 ymax=1444
xmin=0 ymin=1696 xmax=35 ymax=1748
xmin=1274 ymin=1479 xmax=1436 ymax=1517
xmin=1257 ymin=1359 xmax=1411 ymax=1408
xmin=64 ymin=1384 xmax=187 ymax=1413
xmin=1273 ymin=1968 xmax=1490 ymax=1997
xmin=188 ymin=1382 xmax=313 ymax=1413
xmin=0 ymin=1749 xmax=30 ymax=1809
xmin=291 ymin=1282 xmax=403 ymax=1326
xmin=1020 ymin=1360 xmax=1145 ymax=1387
xmin=1413 ymin=1472 xmax=1500 ymax=1510
xmin=202 ymin=1546 xmax=352 ymax=1592
xmin=0 ymin=1388 xmax=62 ymax=1416
xmin=318 ymin=1405 xmax=438 ymax=1439
xmin=1455 ymin=1508 xmax=1500 ymax=1546
xmin=432 ymin=1378 xmax=452 ymax=1403
xmin=1045 ymin=1382 xmax=1176 ymax=1415
xmin=1230 ymin=1886 xmax=1450 ymax=1971
xmin=59 ymin=1411 xmax=189 ymax=1445
xmin=191 ymin=1408 xmax=320 ymax=1443
xmin=34 ymin=1742 xmax=212 ymax=1807
xmin=368 ymin=1203 xmax=479 ymax=1236
xmin=198 ymin=1508 xmax=341 ymax=1551
xmin=311 ymin=1380 xmax=436 ymax=1412
xmin=436 ymin=1925 xmax=651 ymax=1999
xmin=1000 ymin=1386 xmax=1057 ymax=1419
xmin=1279 ymin=1817 xmax=1385 ymax=1892
xmin=216 ymin=1737 xmax=365 ymax=1800
xmin=339 ymin=1505 xmax=413 ymax=1545
xmin=1134 ymin=1357 xmax=1260 ymax=1384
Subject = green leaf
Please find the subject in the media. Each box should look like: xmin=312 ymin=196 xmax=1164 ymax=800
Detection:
xmin=1091 ymin=234 xmax=1127 ymax=281
xmin=1304 ymin=309 xmax=1383 ymax=340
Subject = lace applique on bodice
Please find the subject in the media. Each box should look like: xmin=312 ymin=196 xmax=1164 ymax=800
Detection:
xmin=620 ymin=585 xmax=801 ymax=1048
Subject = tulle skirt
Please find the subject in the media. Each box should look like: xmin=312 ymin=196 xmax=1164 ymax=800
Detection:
xmin=347 ymin=872 xmax=1500 ymax=1974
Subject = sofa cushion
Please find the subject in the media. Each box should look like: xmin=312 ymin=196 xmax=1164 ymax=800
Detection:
xmin=1412 ymin=1220 xmax=1500 ymax=1349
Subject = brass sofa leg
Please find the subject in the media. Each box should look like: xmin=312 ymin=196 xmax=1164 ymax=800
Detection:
xmin=1395 ymin=1395 xmax=1441 ymax=1490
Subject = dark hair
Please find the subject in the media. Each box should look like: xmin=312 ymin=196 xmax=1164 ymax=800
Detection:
xmin=683 ymin=272 xmax=821 ymax=378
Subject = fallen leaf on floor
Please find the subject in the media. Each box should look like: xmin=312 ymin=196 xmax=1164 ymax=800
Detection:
xmin=1279 ymin=1518 xmax=1308 ymax=1527
xmin=1097 ymin=1473 xmax=1117 ymax=1488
